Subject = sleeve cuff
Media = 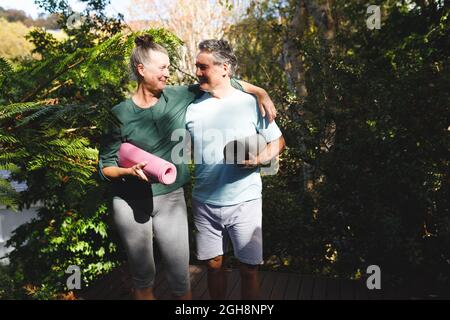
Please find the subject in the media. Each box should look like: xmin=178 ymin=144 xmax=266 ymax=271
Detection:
xmin=98 ymin=159 xmax=116 ymax=182
xmin=230 ymin=77 xmax=245 ymax=91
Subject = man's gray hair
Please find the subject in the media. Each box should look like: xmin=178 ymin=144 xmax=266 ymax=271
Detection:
xmin=198 ymin=39 xmax=238 ymax=76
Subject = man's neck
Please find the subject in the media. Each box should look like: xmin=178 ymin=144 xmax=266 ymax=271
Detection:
xmin=133 ymin=84 xmax=161 ymax=108
xmin=208 ymin=80 xmax=235 ymax=99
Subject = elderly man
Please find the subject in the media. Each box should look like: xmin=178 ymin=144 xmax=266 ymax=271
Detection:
xmin=185 ymin=39 xmax=286 ymax=300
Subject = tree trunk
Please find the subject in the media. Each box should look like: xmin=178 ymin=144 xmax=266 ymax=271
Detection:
xmin=280 ymin=0 xmax=336 ymax=197
xmin=304 ymin=0 xmax=335 ymax=40
xmin=281 ymin=0 xmax=308 ymax=99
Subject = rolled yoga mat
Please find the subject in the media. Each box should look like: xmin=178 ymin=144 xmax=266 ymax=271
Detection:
xmin=118 ymin=142 xmax=177 ymax=185
xmin=223 ymin=133 xmax=267 ymax=164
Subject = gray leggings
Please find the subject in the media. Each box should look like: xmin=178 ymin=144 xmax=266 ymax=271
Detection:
xmin=112 ymin=187 xmax=190 ymax=296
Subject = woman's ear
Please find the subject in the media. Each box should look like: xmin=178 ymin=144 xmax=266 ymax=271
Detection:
xmin=137 ymin=63 xmax=145 ymax=78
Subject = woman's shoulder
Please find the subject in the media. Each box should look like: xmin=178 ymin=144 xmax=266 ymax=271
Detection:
xmin=110 ymin=99 xmax=133 ymax=116
xmin=164 ymin=84 xmax=202 ymax=99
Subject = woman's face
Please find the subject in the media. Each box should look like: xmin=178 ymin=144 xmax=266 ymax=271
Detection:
xmin=137 ymin=50 xmax=170 ymax=91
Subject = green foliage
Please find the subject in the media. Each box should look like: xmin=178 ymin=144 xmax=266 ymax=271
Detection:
xmin=0 ymin=264 xmax=28 ymax=299
xmin=0 ymin=179 xmax=19 ymax=211
xmin=34 ymin=0 xmax=124 ymax=50
xmin=228 ymin=0 xmax=287 ymax=91
xmin=0 ymin=58 xmax=13 ymax=103
xmin=5 ymin=204 xmax=119 ymax=299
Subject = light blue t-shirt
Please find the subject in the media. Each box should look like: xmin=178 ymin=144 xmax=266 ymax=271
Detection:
xmin=185 ymin=88 xmax=282 ymax=206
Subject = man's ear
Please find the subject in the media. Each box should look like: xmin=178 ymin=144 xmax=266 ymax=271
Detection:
xmin=222 ymin=63 xmax=229 ymax=77
xmin=137 ymin=63 xmax=145 ymax=78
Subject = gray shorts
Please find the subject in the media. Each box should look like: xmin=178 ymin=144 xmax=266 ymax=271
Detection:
xmin=112 ymin=187 xmax=190 ymax=296
xmin=192 ymin=198 xmax=263 ymax=265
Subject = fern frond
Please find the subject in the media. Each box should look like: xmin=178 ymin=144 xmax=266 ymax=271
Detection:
xmin=0 ymin=133 xmax=18 ymax=144
xmin=15 ymin=105 xmax=60 ymax=127
xmin=0 ymin=57 xmax=13 ymax=88
xmin=43 ymin=104 xmax=96 ymax=128
xmin=0 ymin=162 xmax=20 ymax=172
xmin=48 ymin=137 xmax=96 ymax=159
xmin=0 ymin=102 xmax=47 ymax=121
xmin=0 ymin=150 xmax=29 ymax=166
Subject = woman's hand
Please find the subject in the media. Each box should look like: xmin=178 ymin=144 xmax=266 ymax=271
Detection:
xmin=128 ymin=161 xmax=149 ymax=182
xmin=255 ymin=89 xmax=277 ymax=123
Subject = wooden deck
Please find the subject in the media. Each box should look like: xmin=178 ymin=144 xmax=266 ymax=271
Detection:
xmin=78 ymin=264 xmax=392 ymax=300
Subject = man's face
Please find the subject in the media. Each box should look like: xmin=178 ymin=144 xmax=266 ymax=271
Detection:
xmin=195 ymin=51 xmax=228 ymax=92
xmin=138 ymin=50 xmax=170 ymax=91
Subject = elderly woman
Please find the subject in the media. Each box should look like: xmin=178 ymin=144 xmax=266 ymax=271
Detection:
xmin=99 ymin=35 xmax=275 ymax=300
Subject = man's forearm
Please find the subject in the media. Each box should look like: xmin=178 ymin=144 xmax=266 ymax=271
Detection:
xmin=258 ymin=136 xmax=286 ymax=165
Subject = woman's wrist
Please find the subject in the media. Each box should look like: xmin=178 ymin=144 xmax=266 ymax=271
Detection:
xmin=255 ymin=88 xmax=268 ymax=99
xmin=123 ymin=167 xmax=134 ymax=177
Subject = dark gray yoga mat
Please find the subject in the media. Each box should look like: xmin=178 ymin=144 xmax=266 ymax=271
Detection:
xmin=223 ymin=134 xmax=267 ymax=164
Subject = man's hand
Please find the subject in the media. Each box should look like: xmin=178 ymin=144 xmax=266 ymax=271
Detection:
xmin=238 ymin=153 xmax=261 ymax=168
xmin=128 ymin=161 xmax=149 ymax=182
xmin=239 ymin=136 xmax=286 ymax=169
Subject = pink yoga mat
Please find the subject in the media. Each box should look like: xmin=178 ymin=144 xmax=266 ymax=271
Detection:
xmin=118 ymin=143 xmax=177 ymax=185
